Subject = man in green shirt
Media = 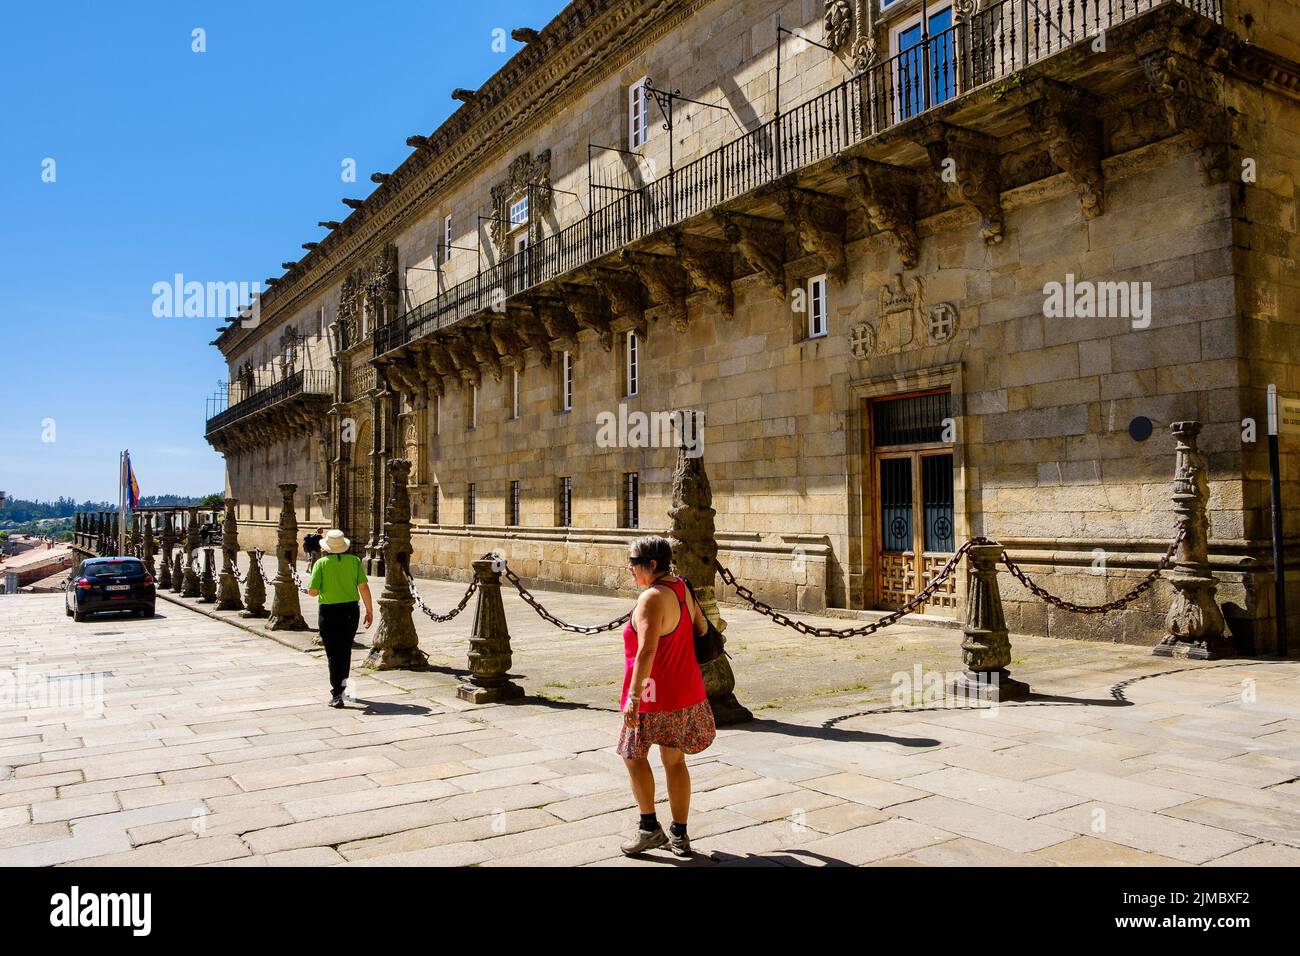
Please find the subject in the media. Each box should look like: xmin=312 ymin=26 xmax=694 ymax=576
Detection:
xmin=307 ymin=530 xmax=374 ymax=707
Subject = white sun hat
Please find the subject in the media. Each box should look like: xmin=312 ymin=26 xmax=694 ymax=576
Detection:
xmin=322 ymin=529 xmax=351 ymax=553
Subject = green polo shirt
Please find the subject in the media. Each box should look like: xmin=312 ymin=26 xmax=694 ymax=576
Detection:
xmin=309 ymin=553 xmax=367 ymax=605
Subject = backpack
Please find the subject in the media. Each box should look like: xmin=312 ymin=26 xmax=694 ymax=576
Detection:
xmin=680 ymin=577 xmax=727 ymax=665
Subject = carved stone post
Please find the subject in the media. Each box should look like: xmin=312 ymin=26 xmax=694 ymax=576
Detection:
xmin=171 ymin=545 xmax=185 ymax=593
xmin=457 ymin=559 xmax=525 ymax=703
xmin=241 ymin=549 xmax=269 ymax=618
xmin=267 ymin=483 xmax=309 ymax=630
xmin=159 ymin=513 xmax=174 ymax=590
xmin=181 ymin=507 xmax=202 ymax=598
xmin=200 ymin=548 xmax=217 ymax=602
xmin=217 ymin=498 xmax=244 ymax=611
xmin=142 ymin=517 xmax=156 ymax=578
xmin=1155 ymin=421 xmax=1232 ymax=659
xmin=364 ymin=459 xmax=426 ymax=670
xmin=367 ymin=392 xmax=384 ymax=574
xmin=667 ymin=412 xmax=752 ymax=725
xmin=953 ymin=543 xmax=1029 ymax=701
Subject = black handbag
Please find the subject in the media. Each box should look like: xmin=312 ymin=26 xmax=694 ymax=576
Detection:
xmin=681 ymin=577 xmax=727 ymax=665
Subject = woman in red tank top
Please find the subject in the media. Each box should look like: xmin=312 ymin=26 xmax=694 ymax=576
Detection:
xmin=617 ymin=535 xmax=716 ymax=857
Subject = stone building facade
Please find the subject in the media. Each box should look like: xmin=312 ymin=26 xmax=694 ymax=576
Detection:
xmin=206 ymin=0 xmax=1300 ymax=651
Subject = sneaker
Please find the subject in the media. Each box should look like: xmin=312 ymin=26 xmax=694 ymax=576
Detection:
xmin=666 ymin=831 xmax=692 ymax=857
xmin=620 ymin=825 xmax=668 ymax=856
xmin=329 ymin=694 xmax=344 ymax=709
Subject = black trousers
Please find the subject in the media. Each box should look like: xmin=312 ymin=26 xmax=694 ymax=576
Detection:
xmin=319 ymin=601 xmax=360 ymax=696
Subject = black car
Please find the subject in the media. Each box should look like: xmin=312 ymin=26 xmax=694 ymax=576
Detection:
xmin=65 ymin=557 xmax=156 ymax=621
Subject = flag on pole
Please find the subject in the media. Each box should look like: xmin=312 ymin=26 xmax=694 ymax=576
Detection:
xmin=124 ymin=452 xmax=141 ymax=509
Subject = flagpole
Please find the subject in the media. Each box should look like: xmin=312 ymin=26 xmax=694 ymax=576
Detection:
xmin=118 ymin=450 xmax=127 ymax=555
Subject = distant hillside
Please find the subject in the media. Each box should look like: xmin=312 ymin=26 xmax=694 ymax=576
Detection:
xmin=0 ymin=494 xmax=217 ymax=523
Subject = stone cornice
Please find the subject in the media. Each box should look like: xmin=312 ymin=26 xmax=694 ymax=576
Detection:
xmin=217 ymin=0 xmax=708 ymax=359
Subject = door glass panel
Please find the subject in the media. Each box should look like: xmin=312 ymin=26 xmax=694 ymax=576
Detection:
xmin=922 ymin=453 xmax=955 ymax=552
xmin=879 ymin=458 xmax=913 ymax=551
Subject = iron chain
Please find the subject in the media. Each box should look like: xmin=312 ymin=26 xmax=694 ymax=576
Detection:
xmin=716 ymin=538 xmax=992 ymax=640
xmin=405 ymin=571 xmax=479 ymax=622
xmin=500 ymin=562 xmax=631 ymax=634
xmin=999 ymin=527 xmax=1187 ymax=614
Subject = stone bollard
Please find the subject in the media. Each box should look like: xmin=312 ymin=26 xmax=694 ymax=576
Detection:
xmin=171 ymin=548 xmax=185 ymax=593
xmin=1155 ymin=421 xmax=1232 ymax=659
xmin=142 ymin=518 xmax=156 ymax=579
xmin=216 ymin=498 xmax=244 ymax=612
xmin=200 ymin=548 xmax=217 ymax=603
xmin=267 ymin=483 xmax=309 ymax=631
xmin=667 ymin=417 xmax=753 ymax=725
xmin=365 ymin=459 xmax=427 ymax=670
xmin=953 ymin=543 xmax=1030 ymax=702
xmin=158 ymin=521 xmax=173 ymax=588
xmin=240 ymin=549 xmax=269 ymax=618
xmin=457 ymin=559 xmax=525 ymax=703
xmin=181 ymin=507 xmax=202 ymax=598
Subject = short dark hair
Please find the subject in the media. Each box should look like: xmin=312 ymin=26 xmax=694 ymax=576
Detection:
xmin=629 ymin=535 xmax=672 ymax=575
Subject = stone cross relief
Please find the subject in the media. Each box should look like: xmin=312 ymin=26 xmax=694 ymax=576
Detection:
xmin=849 ymin=274 xmax=961 ymax=359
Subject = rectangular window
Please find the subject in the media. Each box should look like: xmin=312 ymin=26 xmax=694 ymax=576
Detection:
xmin=468 ymin=385 xmax=477 ymax=430
xmin=629 ymin=77 xmax=649 ymax=149
xmin=511 ymin=368 xmax=520 ymax=419
xmin=443 ymin=215 xmax=453 ymax=263
xmin=562 ymin=351 xmax=573 ymax=411
xmin=509 ymin=480 xmax=521 ymax=526
xmin=431 ymin=484 xmax=440 ymax=524
xmin=434 ymin=393 xmax=441 ymax=435
xmin=509 ymin=196 xmax=529 ymax=227
xmin=622 ymin=472 xmax=639 ymax=529
xmin=625 ymin=330 xmax=639 ymax=397
xmin=808 ymin=274 xmax=828 ymax=339
xmin=317 ymin=305 xmax=326 ymax=338
xmin=558 ymin=476 xmax=572 ymax=528
xmin=465 ymin=483 xmax=476 ymax=525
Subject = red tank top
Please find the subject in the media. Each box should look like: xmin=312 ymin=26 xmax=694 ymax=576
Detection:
xmin=621 ymin=577 xmax=707 ymax=713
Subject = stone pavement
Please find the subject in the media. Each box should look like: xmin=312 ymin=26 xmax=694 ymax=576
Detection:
xmin=2 ymin=586 xmax=1299 ymax=867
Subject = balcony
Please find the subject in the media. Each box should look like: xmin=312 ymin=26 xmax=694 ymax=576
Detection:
xmin=204 ymin=369 xmax=335 ymax=445
xmin=374 ymin=0 xmax=1222 ymax=361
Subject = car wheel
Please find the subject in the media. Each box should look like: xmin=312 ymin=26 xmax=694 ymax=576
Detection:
xmin=73 ymin=608 xmax=87 ymax=623
xmin=65 ymin=602 xmax=73 ymax=617
xmin=145 ymin=605 xmax=156 ymax=618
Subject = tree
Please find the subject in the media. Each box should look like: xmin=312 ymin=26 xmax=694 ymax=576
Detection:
xmin=200 ymin=493 xmax=224 ymax=509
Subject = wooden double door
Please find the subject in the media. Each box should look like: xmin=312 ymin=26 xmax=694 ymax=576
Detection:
xmin=871 ymin=391 xmax=957 ymax=613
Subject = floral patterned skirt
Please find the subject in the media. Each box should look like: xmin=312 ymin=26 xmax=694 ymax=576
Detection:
xmin=616 ymin=699 xmax=716 ymax=760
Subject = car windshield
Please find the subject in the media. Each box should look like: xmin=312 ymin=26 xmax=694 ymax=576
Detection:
xmin=85 ymin=560 xmax=145 ymax=578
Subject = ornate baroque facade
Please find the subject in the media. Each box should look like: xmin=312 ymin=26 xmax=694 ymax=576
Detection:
xmin=206 ymin=0 xmax=1300 ymax=650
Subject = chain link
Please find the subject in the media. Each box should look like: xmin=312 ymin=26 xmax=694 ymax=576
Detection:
xmin=406 ymin=572 xmax=478 ymax=622
xmin=288 ymin=562 xmax=311 ymax=595
xmin=717 ymin=538 xmax=991 ymax=639
xmin=999 ymin=527 xmax=1187 ymax=614
xmin=500 ymin=562 xmax=631 ymax=634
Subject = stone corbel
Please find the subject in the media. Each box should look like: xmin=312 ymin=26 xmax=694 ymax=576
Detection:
xmin=836 ymin=157 xmax=920 ymax=269
xmin=715 ymin=212 xmax=787 ymax=302
xmin=559 ymin=283 xmax=615 ymax=351
xmin=669 ymin=229 xmax=734 ymax=320
xmin=1139 ymin=48 xmax=1231 ymax=185
xmin=1025 ymin=80 xmax=1105 ymax=220
xmin=592 ymin=268 xmax=647 ymax=337
xmin=918 ymin=122 xmax=1005 ymax=245
xmin=423 ymin=340 xmax=457 ymax=380
xmin=488 ymin=319 xmax=529 ymax=371
xmin=511 ymin=302 xmax=554 ymax=367
xmin=442 ymin=335 xmax=481 ymax=388
xmin=409 ymin=347 xmax=442 ymax=401
xmin=618 ymin=250 xmax=690 ymax=332
xmin=768 ymin=183 xmax=847 ymax=283
xmin=464 ymin=325 xmax=505 ymax=383
xmin=536 ymin=298 xmax=581 ymax=353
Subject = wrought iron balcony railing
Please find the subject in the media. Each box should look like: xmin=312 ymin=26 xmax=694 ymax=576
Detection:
xmin=375 ymin=0 xmax=1221 ymax=359
xmin=205 ymin=369 xmax=334 ymax=435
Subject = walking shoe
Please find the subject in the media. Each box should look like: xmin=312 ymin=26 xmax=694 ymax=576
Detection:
xmin=620 ymin=824 xmax=668 ymax=856
xmin=329 ymin=694 xmax=344 ymax=709
xmin=666 ymin=831 xmax=692 ymax=857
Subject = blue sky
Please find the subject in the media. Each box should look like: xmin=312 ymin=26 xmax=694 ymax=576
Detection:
xmin=0 ymin=0 xmax=565 ymax=503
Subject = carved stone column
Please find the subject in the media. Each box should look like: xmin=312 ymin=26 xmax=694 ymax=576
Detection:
xmin=1155 ymin=421 xmax=1232 ymax=659
xmin=217 ymin=497 xmax=244 ymax=611
xmin=200 ymin=548 xmax=217 ymax=603
xmin=267 ymin=483 xmax=309 ymax=631
xmin=364 ymin=459 xmax=426 ymax=671
xmin=171 ymin=540 xmax=185 ymax=594
xmin=953 ymin=543 xmax=1029 ymax=701
xmin=667 ymin=413 xmax=752 ymax=725
xmin=157 ymin=513 xmax=173 ymax=590
xmin=142 ymin=517 xmax=156 ymax=579
xmin=181 ymin=507 xmax=202 ymax=598
xmin=367 ymin=392 xmax=384 ymax=573
xmin=240 ymin=549 xmax=269 ymax=619
xmin=457 ymin=558 xmax=526 ymax=703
